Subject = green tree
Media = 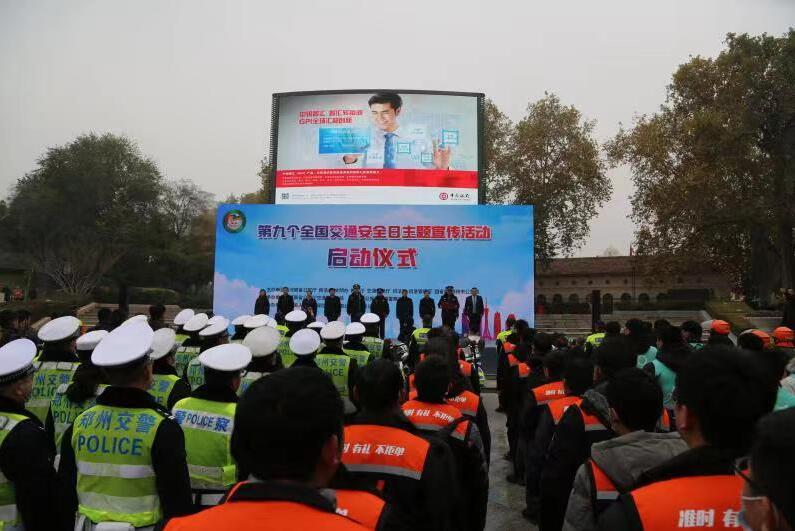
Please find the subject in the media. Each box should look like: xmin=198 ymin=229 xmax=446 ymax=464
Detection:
xmin=236 ymin=156 xmax=272 ymax=204
xmin=485 ymin=94 xmax=612 ymax=261
xmin=161 ymin=178 xmax=214 ymax=238
xmin=5 ymin=133 xmax=163 ymax=295
xmin=607 ymin=31 xmax=795 ymax=302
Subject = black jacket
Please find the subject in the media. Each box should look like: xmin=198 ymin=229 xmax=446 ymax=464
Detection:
xmin=301 ymin=297 xmax=318 ymax=320
xmin=463 ymin=295 xmax=484 ymax=318
xmin=58 ymin=386 xmax=193 ymax=521
xmin=254 ymin=294 xmax=270 ymax=316
xmin=438 ymin=294 xmax=460 ymax=316
xmin=345 ymin=410 xmax=464 ymax=531
xmin=418 ymin=297 xmax=436 ymax=320
xmin=371 ymin=295 xmax=390 ymax=317
xmin=598 ymin=445 xmax=742 ymax=531
xmin=347 ymin=292 xmax=366 ymax=317
xmin=276 ymin=294 xmax=295 ymax=317
xmin=396 ymin=297 xmax=414 ymax=321
xmin=324 ymin=295 xmax=342 ymax=320
xmin=0 ymin=395 xmax=71 ymax=531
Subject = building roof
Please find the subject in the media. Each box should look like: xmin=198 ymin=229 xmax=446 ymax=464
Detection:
xmin=537 ymin=256 xmax=637 ymax=277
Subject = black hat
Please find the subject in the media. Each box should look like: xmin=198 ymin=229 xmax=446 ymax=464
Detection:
xmin=377 ymin=288 xmax=384 ymax=294
xmin=352 ymin=284 xmax=361 ymax=289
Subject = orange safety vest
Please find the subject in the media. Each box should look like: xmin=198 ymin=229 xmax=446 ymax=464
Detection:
xmin=660 ymin=408 xmax=672 ymax=432
xmin=532 ymin=381 xmax=566 ymax=405
xmin=334 ymin=489 xmax=386 ymax=530
xmin=506 ymin=353 xmax=518 ymax=366
xmin=342 ymin=424 xmax=430 ymax=481
xmin=630 ymin=475 xmax=743 ymax=530
xmin=588 ymin=460 xmax=619 ymax=516
xmin=408 ymin=373 xmax=416 ymax=393
xmin=401 ymin=399 xmax=471 ymax=442
xmin=517 ymin=362 xmax=530 ymax=378
xmin=458 ymin=360 xmax=473 ymax=377
xmin=504 ymin=342 xmax=517 ymax=354
xmin=445 ymin=390 xmax=481 ymax=418
xmin=547 ymin=396 xmax=610 ymax=435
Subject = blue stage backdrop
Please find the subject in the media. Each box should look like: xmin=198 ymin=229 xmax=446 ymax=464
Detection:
xmin=213 ymin=204 xmax=534 ymax=338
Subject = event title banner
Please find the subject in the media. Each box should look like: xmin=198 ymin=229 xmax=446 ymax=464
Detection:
xmin=214 ymin=204 xmax=534 ymax=336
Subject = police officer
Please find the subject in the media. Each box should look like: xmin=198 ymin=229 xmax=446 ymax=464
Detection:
xmin=240 ymin=325 xmax=283 ymax=396
xmin=370 ymin=289 xmax=390 ymax=339
xmin=29 ymin=316 xmax=81 ymax=423
xmin=316 ymin=322 xmax=359 ymax=414
xmin=289 ymin=329 xmax=322 ymax=369
xmin=58 ymin=321 xmax=193 ymax=529
xmin=324 ymin=287 xmax=342 ymax=322
xmin=230 ymin=315 xmax=251 ymax=343
xmin=172 ymin=343 xmax=251 ymax=508
xmin=585 ymin=322 xmax=606 ymax=355
xmin=0 ymin=339 xmax=70 ymax=530
xmin=307 ymin=321 xmax=325 ymax=334
xmin=148 ymin=328 xmax=191 ymax=410
xmin=360 ymin=313 xmax=385 ymax=359
xmin=277 ymin=310 xmax=308 ymax=368
xmin=175 ymin=313 xmax=208 ymax=376
xmin=185 ymin=318 xmax=230 ymax=390
xmin=347 ymin=284 xmax=366 ymax=323
xmin=344 ymin=359 xmax=463 ymax=531
xmin=46 ymin=329 xmax=108 ymax=457
xmin=162 ymin=368 xmax=383 ymax=530
xmin=242 ymin=314 xmax=269 ymax=334
xmin=343 ymin=322 xmax=373 ymax=367
xmin=408 ymin=314 xmax=433 ymax=369
xmin=172 ymin=309 xmax=195 ymax=346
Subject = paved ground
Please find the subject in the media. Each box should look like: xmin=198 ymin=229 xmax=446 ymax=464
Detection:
xmin=482 ymin=391 xmax=538 ymax=530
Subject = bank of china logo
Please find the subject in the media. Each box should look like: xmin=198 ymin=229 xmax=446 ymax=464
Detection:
xmin=439 ymin=192 xmax=449 ymax=200
xmin=223 ymin=209 xmax=246 ymax=233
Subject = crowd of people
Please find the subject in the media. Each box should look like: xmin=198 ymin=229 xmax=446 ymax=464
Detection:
xmin=0 ymin=300 xmax=793 ymax=530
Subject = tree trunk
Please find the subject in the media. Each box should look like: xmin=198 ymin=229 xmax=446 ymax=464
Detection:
xmin=117 ymin=282 xmax=129 ymax=314
xmin=748 ymin=225 xmax=780 ymax=307
xmin=778 ymin=218 xmax=794 ymax=289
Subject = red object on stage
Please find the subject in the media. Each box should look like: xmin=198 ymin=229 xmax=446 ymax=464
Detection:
xmin=275 ymin=169 xmax=478 ymax=189
xmin=493 ymin=311 xmax=502 ymax=338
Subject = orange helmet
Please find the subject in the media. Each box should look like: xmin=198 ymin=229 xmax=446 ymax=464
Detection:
xmin=710 ymin=320 xmax=731 ymax=335
xmin=772 ymin=326 xmax=795 ymax=347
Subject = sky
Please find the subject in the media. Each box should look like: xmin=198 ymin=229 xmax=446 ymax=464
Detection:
xmin=1 ymin=0 xmax=793 ymax=257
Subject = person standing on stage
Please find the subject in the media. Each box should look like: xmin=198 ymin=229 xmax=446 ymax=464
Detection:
xmin=464 ymin=287 xmax=484 ymax=335
xmin=301 ymin=290 xmax=318 ymax=322
xmin=347 ymin=284 xmax=366 ymax=323
xmin=396 ymin=289 xmax=414 ymax=342
xmin=419 ymin=290 xmax=436 ymax=322
xmin=275 ymin=287 xmax=294 ymax=325
xmin=370 ymin=288 xmax=390 ymax=339
xmin=254 ymin=289 xmax=270 ymax=316
xmin=324 ymin=288 xmax=342 ymax=322
xmin=438 ymin=286 xmax=460 ymax=329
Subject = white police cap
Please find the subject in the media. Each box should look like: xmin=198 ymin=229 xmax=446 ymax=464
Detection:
xmin=320 ymin=321 xmax=346 ymax=341
xmin=0 ymin=339 xmax=37 ymax=384
xmin=76 ymin=330 xmax=109 ymax=352
xmin=199 ymin=343 xmax=252 ymax=372
xmin=120 ymin=314 xmax=149 ymax=327
xmin=207 ymin=315 xmax=227 ymax=327
xmin=361 ymin=313 xmax=380 ymax=324
xmin=92 ymin=321 xmax=154 ymax=367
xmin=307 ymin=321 xmax=325 ymax=330
xmin=183 ymin=313 xmax=210 ymax=333
xmin=150 ymin=328 xmax=177 ymax=360
xmin=286 ymin=310 xmax=308 ymax=323
xmin=263 ymin=316 xmax=278 ymax=328
xmin=200 ymin=318 xmax=230 ymax=338
xmin=173 ymin=309 xmax=195 ymax=326
xmin=38 ymin=316 xmax=81 ymax=342
xmin=243 ymin=326 xmax=281 ymax=358
xmin=232 ymin=315 xmax=251 ymax=326
xmin=346 ymin=322 xmax=366 ymax=336
xmin=244 ymin=314 xmax=269 ymax=329
xmin=290 ymin=328 xmax=320 ymax=356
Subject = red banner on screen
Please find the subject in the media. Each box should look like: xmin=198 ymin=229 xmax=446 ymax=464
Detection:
xmin=275 ymin=169 xmax=478 ymax=189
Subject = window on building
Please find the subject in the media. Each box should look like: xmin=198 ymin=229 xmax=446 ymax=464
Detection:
xmin=620 ymin=293 xmax=632 ymax=302
xmin=638 ymin=293 xmax=650 ymax=304
xmin=588 ymin=280 xmax=593 ymax=285
xmin=623 ymin=279 xmax=628 ymax=284
xmin=536 ymin=294 xmax=547 ymax=305
xmin=552 ymin=294 xmax=563 ymax=304
xmin=569 ymin=293 xmax=580 ymax=303
xmin=605 ymin=279 xmax=611 ymax=285
xmin=657 ymin=293 xmax=667 ymax=302
xmin=555 ymin=281 xmax=560 ymax=286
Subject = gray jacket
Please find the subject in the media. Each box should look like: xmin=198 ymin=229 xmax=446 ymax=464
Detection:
xmin=562 ymin=430 xmax=688 ymax=531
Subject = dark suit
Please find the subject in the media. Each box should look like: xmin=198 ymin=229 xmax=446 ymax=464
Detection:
xmin=324 ymin=295 xmax=341 ymax=321
xmin=276 ymin=294 xmax=295 ymax=324
xmin=254 ymin=294 xmax=270 ymax=316
xmin=347 ymin=292 xmax=366 ymax=322
xmin=419 ymin=296 xmax=436 ymax=320
xmin=370 ymin=295 xmax=390 ymax=339
xmin=464 ymin=295 xmax=484 ymax=334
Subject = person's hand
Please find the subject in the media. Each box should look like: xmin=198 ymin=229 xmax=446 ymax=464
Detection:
xmin=343 ymin=155 xmax=358 ymax=164
xmin=432 ymin=140 xmax=452 ymax=169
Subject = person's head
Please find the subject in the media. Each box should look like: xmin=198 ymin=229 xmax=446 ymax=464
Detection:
xmin=232 ymin=367 xmax=343 ymax=487
xmin=204 ymin=367 xmax=241 ymax=393
xmin=594 ymin=338 xmax=637 ymax=383
xmin=471 ymin=287 xmax=478 ymax=297
xmin=368 ymin=92 xmax=402 ymax=132
xmin=103 ymin=358 xmax=153 ymax=390
xmin=423 ymin=290 xmax=430 ymax=298
xmin=329 ymin=288 xmax=336 ymax=296
xmin=750 ymin=348 xmax=790 ymax=389
xmin=675 ymin=346 xmax=775 ymax=451
xmin=402 ymin=289 xmax=408 ymax=297
xmin=445 ymin=285 xmax=453 ymax=295
xmin=740 ymin=408 xmax=795 ymax=531
xmin=415 ymin=356 xmax=450 ymax=403
xmin=625 ymin=318 xmax=644 ymax=336
xmin=657 ymin=324 xmax=685 ymax=350
xmin=306 ymin=290 xmax=313 ymax=299
xmin=543 ymin=349 xmax=567 ymax=381
xmin=282 ymin=286 xmax=289 ymax=295
xmin=352 ymin=284 xmax=361 ymax=293
xmin=594 ymin=321 xmax=605 ymax=333
xmin=681 ymin=320 xmax=703 ymax=343
xmin=97 ymin=307 xmax=111 ymax=323
xmin=654 ymin=319 xmax=671 ymax=334
xmin=533 ymin=332 xmax=553 ymax=357
xmin=0 ymin=373 xmax=33 ymax=404
xmin=259 ymin=289 xmax=266 ymax=297
xmin=605 ymin=321 xmax=622 ymax=337
xmin=354 ymin=359 xmax=403 ymax=413
xmin=149 ymin=304 xmax=165 ymax=321
xmin=739 ymin=332 xmax=766 ymax=352
xmin=109 ymin=309 xmax=126 ymax=329
xmin=563 ymin=357 xmax=594 ymax=396
xmin=606 ymin=368 xmax=663 ymax=435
